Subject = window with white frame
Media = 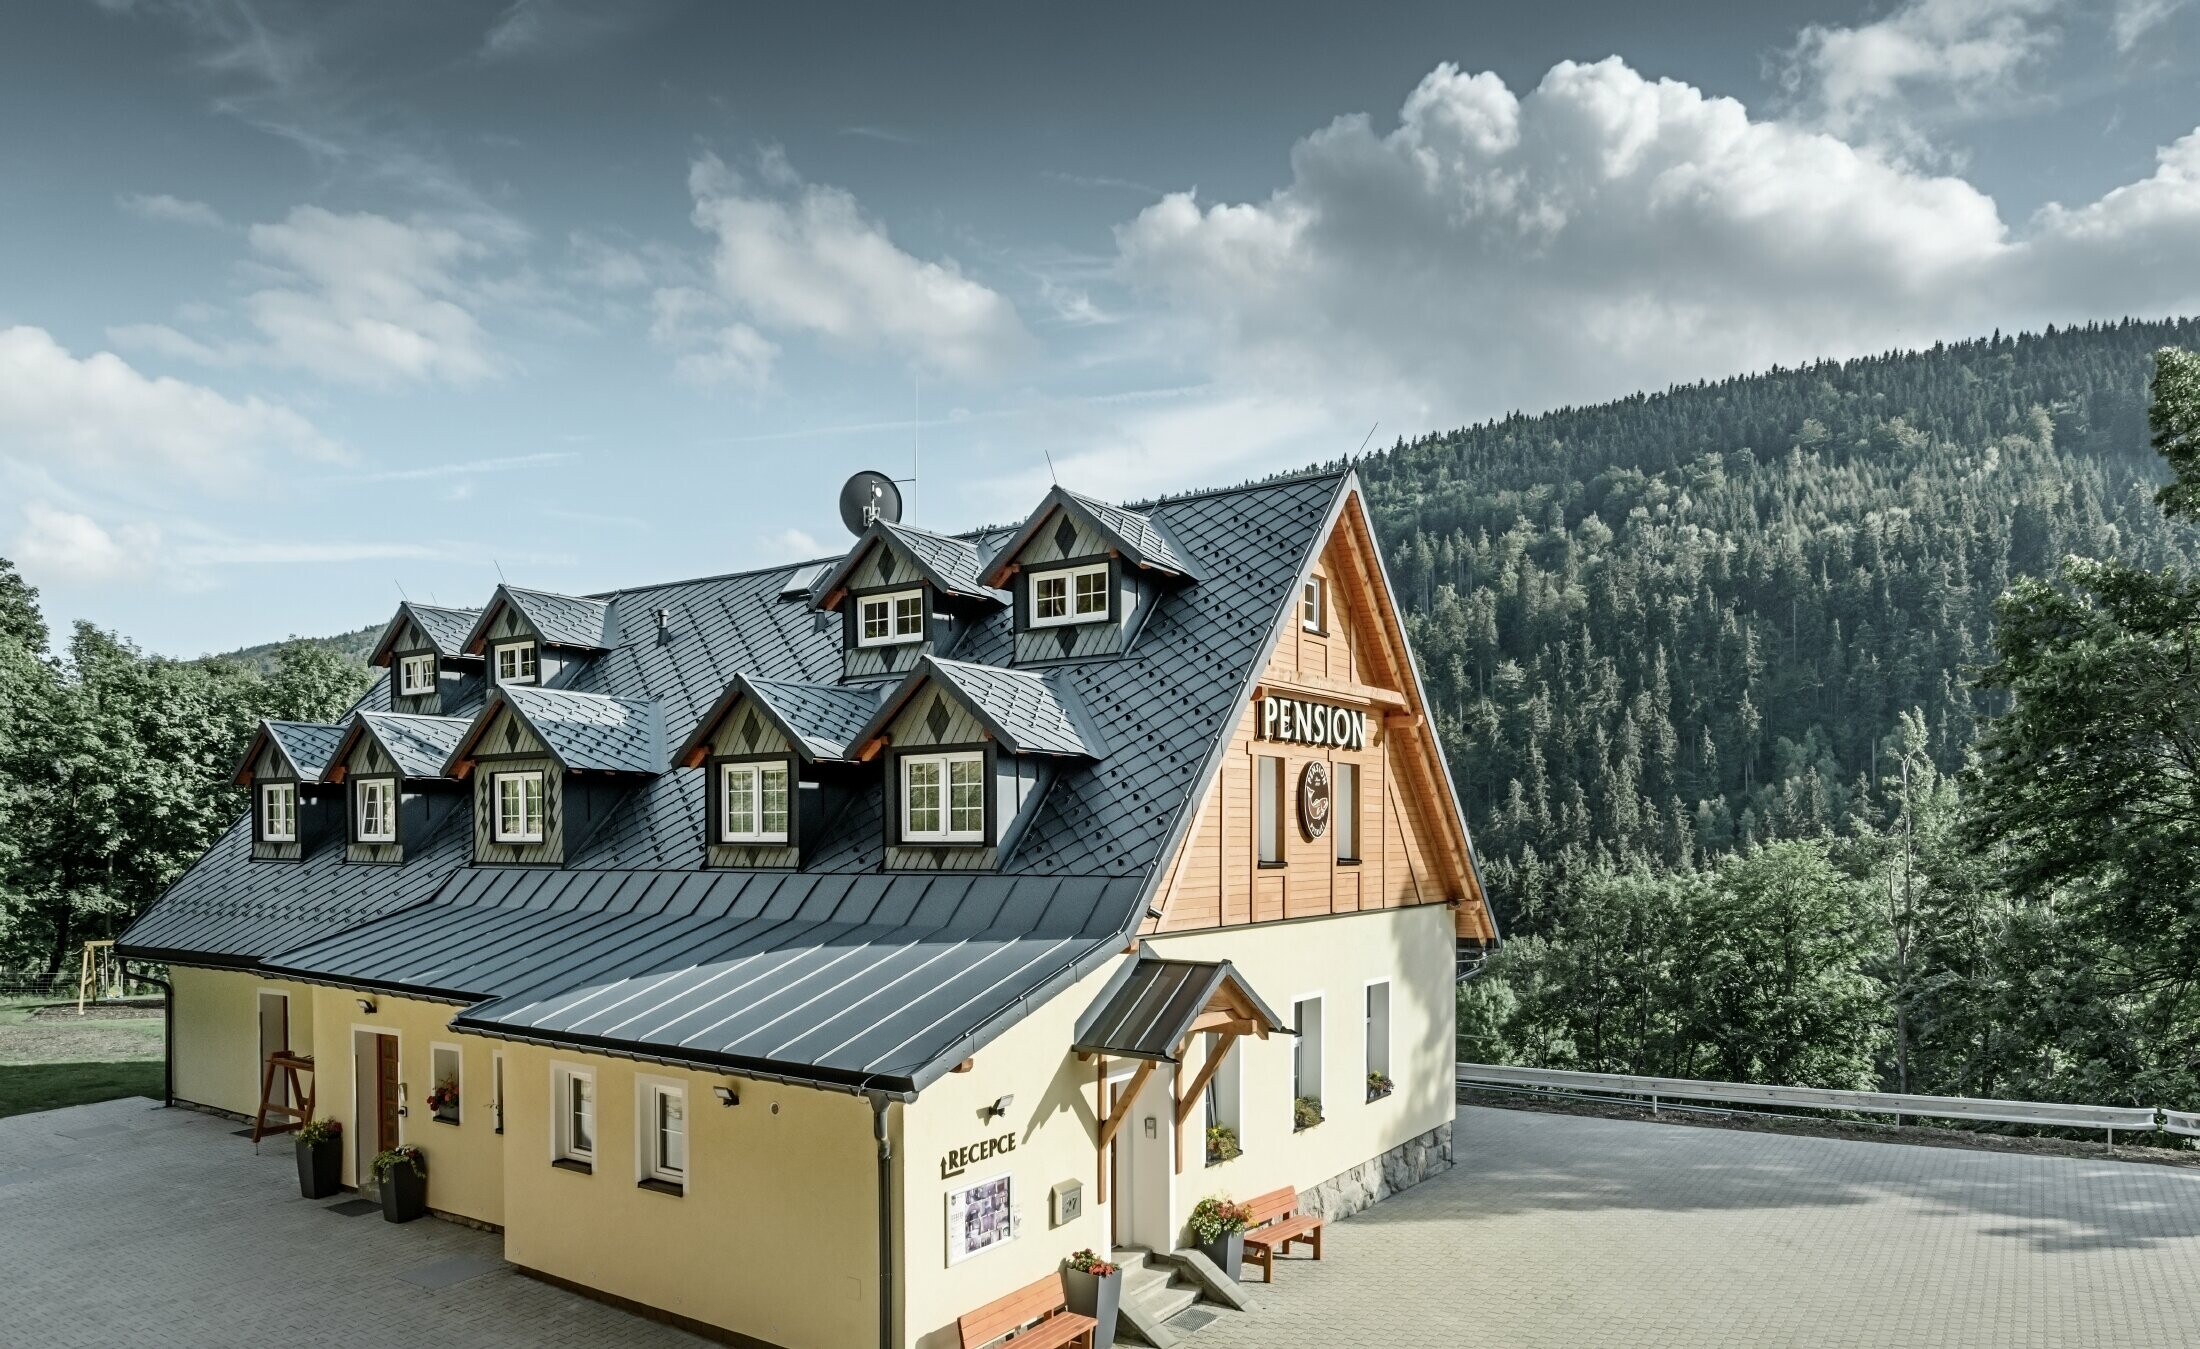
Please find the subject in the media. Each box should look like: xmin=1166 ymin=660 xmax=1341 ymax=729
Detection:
xmin=1301 ymin=576 xmax=1326 ymax=632
xmin=856 ymin=588 xmax=926 ymax=646
xmin=493 ymin=771 xmax=545 ymax=843
xmin=260 ymin=782 xmax=297 ymax=843
xmin=398 ymin=653 xmax=436 ymax=696
xmin=1255 ymin=755 xmax=1285 ymax=865
xmin=640 ymin=1081 xmax=687 ymax=1188
xmin=356 ymin=778 xmax=397 ymax=843
xmin=1365 ymin=981 xmax=1392 ymax=1098
xmin=552 ymin=1065 xmax=595 ymax=1166
xmin=494 ymin=641 xmax=538 ymax=684
xmin=1293 ymin=996 xmax=1324 ymax=1125
xmin=719 ymin=761 xmax=790 ymax=843
xmin=1203 ymin=1031 xmax=1242 ymax=1166
xmin=429 ymin=1043 xmax=462 ymax=1124
xmin=1334 ymin=761 xmax=1360 ymax=862
xmin=901 ymin=750 xmax=985 ymax=843
xmin=1029 ymin=563 xmax=1109 ymax=627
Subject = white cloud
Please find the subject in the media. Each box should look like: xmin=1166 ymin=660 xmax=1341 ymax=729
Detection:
xmin=763 ymin=527 xmax=825 ymax=559
xmin=0 ymin=325 xmax=333 ymax=483
xmin=119 ymin=192 xmax=227 ymax=229
xmin=2112 ymin=0 xmax=2192 ymax=50
xmin=1783 ymin=0 xmax=2063 ymax=149
xmin=1112 ymin=58 xmax=2200 ymax=432
xmin=684 ymin=151 xmax=1030 ymax=382
xmin=12 ymin=504 xmax=159 ymax=585
xmin=480 ymin=0 xmax=639 ymax=61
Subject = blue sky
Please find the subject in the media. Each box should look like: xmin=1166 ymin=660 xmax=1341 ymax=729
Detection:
xmin=4 ymin=0 xmax=2198 ymax=655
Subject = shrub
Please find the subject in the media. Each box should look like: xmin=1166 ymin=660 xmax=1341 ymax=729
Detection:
xmin=296 ymin=1117 xmax=342 ymax=1146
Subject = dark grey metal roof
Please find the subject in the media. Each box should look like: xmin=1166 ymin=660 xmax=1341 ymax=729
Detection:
xmin=455 ymin=685 xmax=663 ymax=776
xmin=462 ymin=584 xmax=614 ymax=653
xmin=370 ymin=601 xmax=483 ymax=664
xmin=234 ymin=719 xmax=348 ymax=785
xmin=856 ymin=656 xmax=1103 ymax=758
xmin=984 ymin=486 xmax=1201 ymax=586
xmin=1072 ymin=956 xmax=1290 ymax=1063
xmin=674 ymin=674 xmax=883 ymax=766
xmin=813 ymin=518 xmax=1006 ymax=606
xmin=343 ymin=712 xmax=469 ymax=781
xmin=123 ymin=471 xmax=1355 ymax=1092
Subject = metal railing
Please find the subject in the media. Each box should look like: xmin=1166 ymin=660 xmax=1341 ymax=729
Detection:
xmin=1458 ymin=1062 xmax=2178 ymax=1142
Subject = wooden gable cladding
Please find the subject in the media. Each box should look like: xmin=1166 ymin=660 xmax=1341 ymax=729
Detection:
xmin=702 ymin=698 xmax=800 ymax=871
xmin=1003 ymin=506 xmax=1145 ymax=664
xmin=878 ymin=683 xmax=1048 ymax=872
xmin=248 ymin=739 xmax=303 ymax=863
xmin=385 ymin=615 xmax=444 ymax=715
xmin=1144 ymin=489 xmax=1496 ymax=943
xmin=468 ymin=703 xmax=564 ymax=866
xmin=342 ymin=735 xmax=405 ymax=866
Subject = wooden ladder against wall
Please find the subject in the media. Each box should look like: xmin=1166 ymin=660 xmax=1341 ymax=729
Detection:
xmin=250 ymin=1052 xmax=316 ymax=1144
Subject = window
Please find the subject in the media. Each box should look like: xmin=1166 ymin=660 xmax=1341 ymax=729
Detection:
xmin=1256 ymin=755 xmax=1285 ymax=865
xmin=260 ymin=782 xmax=297 ymax=843
xmin=641 ymin=1082 xmax=687 ymax=1188
xmin=1203 ymin=1031 xmax=1242 ymax=1167
xmin=429 ymin=1043 xmax=462 ymax=1125
xmin=493 ymin=771 xmax=545 ymax=843
xmin=493 ymin=1052 xmax=506 ymax=1135
xmin=1029 ymin=563 xmax=1109 ymax=627
xmin=901 ymin=750 xmax=985 ymax=843
xmin=494 ymin=641 xmax=538 ymax=685
xmin=857 ymin=588 xmax=926 ymax=647
xmin=719 ymin=761 xmax=791 ymax=843
xmin=1334 ymin=762 xmax=1360 ymax=862
xmin=1302 ymin=577 xmax=1326 ymax=632
xmin=1365 ymin=982 xmax=1392 ymax=1099
xmin=1293 ymin=996 xmax=1325 ymax=1127
xmin=356 ymin=778 xmax=397 ymax=843
xmin=553 ymin=1065 xmax=595 ymax=1167
xmin=398 ymin=653 xmax=436 ymax=696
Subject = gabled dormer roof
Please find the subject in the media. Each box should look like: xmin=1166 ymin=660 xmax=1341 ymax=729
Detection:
xmin=327 ymin=712 xmax=469 ymax=783
xmin=368 ymin=601 xmax=483 ymax=666
xmin=814 ymin=519 xmax=1005 ymax=609
xmin=233 ymin=719 xmax=347 ymax=785
xmin=461 ymin=584 xmax=614 ymax=655
xmin=674 ymin=675 xmax=884 ymax=768
xmin=855 ymin=655 xmax=1105 ymax=758
xmin=445 ymin=685 xmax=662 ymax=778
xmin=981 ymin=485 xmax=1200 ymax=588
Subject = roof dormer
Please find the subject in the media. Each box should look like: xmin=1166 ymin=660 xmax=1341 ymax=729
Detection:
xmin=369 ymin=601 xmax=482 ymax=715
xmin=234 ymin=719 xmax=346 ymax=862
xmin=812 ymin=520 xmax=1006 ymax=682
xmin=981 ymin=487 xmax=1199 ymax=664
xmin=851 ymin=656 xmax=1103 ymax=870
xmin=323 ymin=712 xmax=467 ymax=865
xmin=460 ymin=584 xmax=612 ymax=690
xmin=445 ymin=685 xmax=660 ymax=866
xmin=673 ymin=674 xmax=883 ymax=869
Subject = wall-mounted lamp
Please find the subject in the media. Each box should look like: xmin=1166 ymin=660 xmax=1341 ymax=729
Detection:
xmin=713 ymin=1085 xmax=740 ymax=1108
xmin=985 ymin=1094 xmax=1015 ymax=1121
xmin=356 ymin=998 xmax=377 ymax=1014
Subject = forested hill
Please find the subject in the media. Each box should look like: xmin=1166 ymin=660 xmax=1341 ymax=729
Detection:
xmin=1355 ymin=317 xmax=2200 ymax=931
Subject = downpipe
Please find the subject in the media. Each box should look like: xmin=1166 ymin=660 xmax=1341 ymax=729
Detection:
xmin=869 ymin=1090 xmax=896 ymax=1349
xmin=120 ymin=959 xmax=174 ymax=1107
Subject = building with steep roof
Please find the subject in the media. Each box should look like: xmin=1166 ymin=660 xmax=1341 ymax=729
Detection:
xmin=120 ymin=469 xmax=1497 ymax=1348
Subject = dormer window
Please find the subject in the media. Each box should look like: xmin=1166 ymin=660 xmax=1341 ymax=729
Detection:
xmin=260 ymin=783 xmax=298 ymax=843
xmin=1301 ymin=577 xmax=1326 ymax=633
xmin=493 ymin=770 xmax=545 ymax=843
xmin=857 ymin=590 xmax=926 ymax=647
xmin=718 ymin=762 xmax=790 ymax=843
xmin=495 ymin=641 xmax=539 ymax=685
xmin=398 ymin=653 xmax=436 ymax=696
xmin=1030 ymin=563 xmax=1110 ymax=627
xmin=355 ymin=778 xmax=397 ymax=843
xmin=901 ymin=749 xmax=985 ymax=843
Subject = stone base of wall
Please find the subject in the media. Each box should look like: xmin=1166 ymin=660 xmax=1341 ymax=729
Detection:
xmin=1301 ymin=1121 xmax=1453 ymax=1222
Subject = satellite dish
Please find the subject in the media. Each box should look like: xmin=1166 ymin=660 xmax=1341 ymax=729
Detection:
xmin=838 ymin=470 xmax=904 ymax=537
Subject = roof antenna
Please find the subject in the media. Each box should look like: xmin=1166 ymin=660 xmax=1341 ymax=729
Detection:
xmin=1355 ymin=421 xmax=1380 ymax=458
xmin=1044 ymin=450 xmax=1058 ymax=486
xmin=393 ymin=579 xmax=411 ymax=602
xmin=493 ymin=558 xmax=508 ymax=585
xmin=911 ymin=370 xmax=920 ymax=528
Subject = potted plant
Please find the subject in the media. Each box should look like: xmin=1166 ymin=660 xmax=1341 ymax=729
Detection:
xmin=1366 ymin=1070 xmax=1395 ymax=1101
xmin=294 ymin=1117 xmax=343 ymax=1199
xmin=1189 ymin=1195 xmax=1253 ymax=1281
xmin=427 ymin=1079 xmax=460 ymax=1124
xmin=1293 ymin=1095 xmax=1325 ymax=1131
xmin=1204 ymin=1124 xmax=1241 ymax=1166
xmin=371 ymin=1144 xmax=427 ymax=1223
xmin=1061 ymin=1249 xmax=1122 ymax=1348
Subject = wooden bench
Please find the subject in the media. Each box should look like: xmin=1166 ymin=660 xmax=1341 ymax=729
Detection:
xmin=957 ymin=1272 xmax=1097 ymax=1349
xmin=1241 ymin=1186 xmax=1325 ymax=1283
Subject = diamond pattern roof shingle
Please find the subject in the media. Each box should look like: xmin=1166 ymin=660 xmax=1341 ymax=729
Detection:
xmin=982 ymin=486 xmax=1201 ymax=586
xmin=859 ymin=656 xmax=1101 ymax=757
xmin=238 ymin=720 xmax=348 ymax=784
xmin=463 ymin=584 xmax=614 ymax=653
xmin=468 ymin=685 xmax=662 ymax=775
xmin=352 ymin=712 xmax=469 ymax=780
xmin=814 ymin=518 xmax=1006 ymax=605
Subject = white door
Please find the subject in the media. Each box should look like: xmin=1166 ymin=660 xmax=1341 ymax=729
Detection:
xmin=1111 ymin=1061 xmax=1177 ymax=1253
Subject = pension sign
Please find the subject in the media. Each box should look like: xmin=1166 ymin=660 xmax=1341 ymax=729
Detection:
xmin=1258 ymin=696 xmax=1369 ymax=751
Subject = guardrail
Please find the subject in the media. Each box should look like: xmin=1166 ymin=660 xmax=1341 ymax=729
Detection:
xmin=1457 ymin=1062 xmax=2174 ymax=1142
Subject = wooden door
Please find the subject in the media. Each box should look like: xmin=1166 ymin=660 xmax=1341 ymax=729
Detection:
xmin=375 ymin=1036 xmax=400 ymax=1153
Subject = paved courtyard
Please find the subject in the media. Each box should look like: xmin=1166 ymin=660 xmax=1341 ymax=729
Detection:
xmin=1199 ymin=1103 xmax=2200 ymax=1348
xmin=9 ymin=1096 xmax=2200 ymax=1347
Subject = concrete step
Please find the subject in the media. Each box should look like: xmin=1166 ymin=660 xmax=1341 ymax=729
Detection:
xmin=1119 ymin=1258 xmax=1174 ymax=1299
xmin=1142 ymin=1279 xmax=1202 ymax=1323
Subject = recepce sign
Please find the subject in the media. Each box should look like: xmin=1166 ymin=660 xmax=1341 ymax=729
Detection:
xmin=941 ymin=1132 xmax=1017 ymax=1179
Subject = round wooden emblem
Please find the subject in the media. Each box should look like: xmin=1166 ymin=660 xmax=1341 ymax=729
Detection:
xmin=1298 ymin=760 xmax=1332 ymax=840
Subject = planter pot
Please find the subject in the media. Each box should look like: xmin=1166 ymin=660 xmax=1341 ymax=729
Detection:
xmin=295 ymin=1136 xmax=342 ymax=1199
xmin=379 ymin=1164 xmax=427 ymax=1223
xmin=1197 ymin=1231 xmax=1244 ymax=1282
xmin=1062 ymin=1266 xmax=1122 ymax=1348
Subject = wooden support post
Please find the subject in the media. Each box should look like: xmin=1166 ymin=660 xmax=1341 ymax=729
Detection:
xmin=1173 ymin=1062 xmax=1184 ymax=1176
xmin=1094 ymin=1056 xmax=1107 ymax=1205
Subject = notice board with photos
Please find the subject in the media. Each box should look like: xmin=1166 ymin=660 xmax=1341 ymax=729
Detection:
xmin=946 ymin=1172 xmax=1016 ymax=1264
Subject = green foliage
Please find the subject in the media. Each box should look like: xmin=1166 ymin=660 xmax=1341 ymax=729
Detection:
xmin=297 ymin=1116 xmax=343 ymax=1146
xmin=1188 ymin=1195 xmax=1252 ymax=1243
xmin=1204 ymin=1124 xmax=1241 ymax=1164
xmin=370 ymin=1143 xmax=426 ymax=1179
xmin=1291 ymin=1095 xmax=1323 ymax=1130
xmin=2150 ymin=347 xmax=2200 ymax=521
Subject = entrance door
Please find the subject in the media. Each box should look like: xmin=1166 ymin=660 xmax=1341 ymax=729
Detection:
xmin=375 ymin=1036 xmax=401 ymax=1152
xmin=353 ymin=1030 xmax=400 ymax=1189
xmin=1109 ymin=1062 xmax=1176 ymax=1253
xmin=257 ymin=992 xmax=289 ymax=1107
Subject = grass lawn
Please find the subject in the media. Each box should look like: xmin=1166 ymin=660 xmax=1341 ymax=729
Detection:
xmin=0 ymin=1002 xmax=166 ymax=1118
xmin=0 ymin=1059 xmax=165 ymax=1118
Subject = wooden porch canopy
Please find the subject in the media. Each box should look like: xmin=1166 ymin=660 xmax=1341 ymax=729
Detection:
xmin=1073 ymin=956 xmax=1291 ymax=1189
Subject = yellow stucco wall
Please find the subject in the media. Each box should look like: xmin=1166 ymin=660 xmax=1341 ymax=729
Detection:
xmin=170 ymin=966 xmax=318 ymax=1118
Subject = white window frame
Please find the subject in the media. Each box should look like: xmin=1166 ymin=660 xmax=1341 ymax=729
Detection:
xmin=355 ymin=777 xmax=397 ymax=844
xmin=493 ymin=771 xmax=545 ymax=844
xmin=636 ymin=1076 xmax=688 ymax=1190
xmin=551 ymin=1063 xmax=595 ymax=1167
xmin=1302 ymin=576 xmax=1326 ymax=632
xmin=1255 ymin=755 xmax=1285 ymax=865
xmin=718 ymin=761 xmax=790 ymax=844
xmin=1292 ymin=994 xmax=1325 ymax=1118
xmin=1334 ymin=761 xmax=1360 ymax=862
xmin=398 ymin=653 xmax=436 ymax=696
xmin=260 ymin=782 xmax=297 ymax=843
xmin=1364 ymin=980 xmax=1392 ymax=1086
xmin=856 ymin=588 xmax=927 ymax=647
xmin=429 ymin=1041 xmax=463 ymax=1126
xmin=494 ymin=641 xmax=538 ymax=685
xmin=1028 ymin=562 xmax=1110 ymax=628
xmin=900 ymin=750 xmax=986 ymax=843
